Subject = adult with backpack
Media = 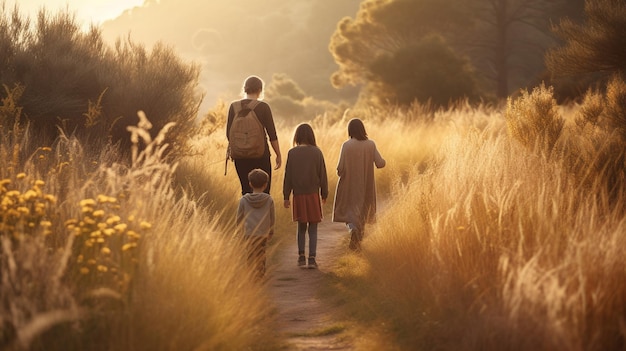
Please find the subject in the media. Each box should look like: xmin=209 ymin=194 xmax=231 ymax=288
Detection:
xmin=226 ymin=75 xmax=282 ymax=195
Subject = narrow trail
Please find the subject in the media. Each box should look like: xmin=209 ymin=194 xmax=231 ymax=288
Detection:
xmin=268 ymin=220 xmax=355 ymax=351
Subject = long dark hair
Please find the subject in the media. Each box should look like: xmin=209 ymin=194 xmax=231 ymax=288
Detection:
xmin=293 ymin=123 xmax=317 ymax=146
xmin=347 ymin=118 xmax=368 ymax=140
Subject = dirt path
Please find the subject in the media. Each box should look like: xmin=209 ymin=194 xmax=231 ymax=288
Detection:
xmin=268 ymin=220 xmax=354 ymax=351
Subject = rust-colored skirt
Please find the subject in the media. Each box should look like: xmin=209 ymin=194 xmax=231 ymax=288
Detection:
xmin=292 ymin=193 xmax=323 ymax=223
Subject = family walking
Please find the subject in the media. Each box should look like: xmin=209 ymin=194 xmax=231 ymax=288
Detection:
xmin=228 ymin=75 xmax=385 ymax=277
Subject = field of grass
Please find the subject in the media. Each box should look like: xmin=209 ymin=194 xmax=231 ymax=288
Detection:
xmin=2 ymin=80 xmax=626 ymax=350
xmin=327 ymin=84 xmax=626 ymax=350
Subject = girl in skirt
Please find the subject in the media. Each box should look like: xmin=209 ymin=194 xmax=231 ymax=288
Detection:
xmin=282 ymin=123 xmax=328 ymax=268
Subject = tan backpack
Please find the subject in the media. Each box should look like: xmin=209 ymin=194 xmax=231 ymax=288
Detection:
xmin=228 ymin=100 xmax=265 ymax=159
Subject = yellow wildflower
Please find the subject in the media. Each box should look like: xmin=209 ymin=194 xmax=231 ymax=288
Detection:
xmin=5 ymin=190 xmax=19 ymax=197
xmin=126 ymin=230 xmax=140 ymax=240
xmin=97 ymin=265 xmax=108 ymax=272
xmin=106 ymin=215 xmax=121 ymax=225
xmin=92 ymin=210 xmax=105 ymax=218
xmin=102 ymin=228 xmax=115 ymax=236
xmin=83 ymin=217 xmax=96 ymax=225
xmin=97 ymin=194 xmax=117 ymax=203
xmin=17 ymin=207 xmax=29 ymax=215
xmin=122 ymin=243 xmax=137 ymax=251
xmin=114 ymin=223 xmax=128 ymax=232
xmin=34 ymin=180 xmax=45 ymax=187
xmin=44 ymin=194 xmax=56 ymax=203
xmin=65 ymin=219 xmax=79 ymax=226
xmin=79 ymin=199 xmax=96 ymax=207
xmin=139 ymin=221 xmax=152 ymax=230
xmin=16 ymin=173 xmax=26 ymax=179
xmin=23 ymin=189 xmax=38 ymax=201
xmin=101 ymin=247 xmax=111 ymax=255
xmin=77 ymin=254 xmax=84 ymax=263
xmin=41 ymin=147 xmax=52 ymax=152
xmin=80 ymin=267 xmax=89 ymax=275
xmin=2 ymin=198 xmax=14 ymax=207
xmin=40 ymin=220 xmax=52 ymax=227
xmin=87 ymin=259 xmax=97 ymax=265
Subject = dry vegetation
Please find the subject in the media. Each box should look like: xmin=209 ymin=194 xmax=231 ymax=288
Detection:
xmin=0 ymin=90 xmax=280 ymax=350
xmin=3 ymin=71 xmax=626 ymax=350
xmin=329 ymin=79 xmax=626 ymax=350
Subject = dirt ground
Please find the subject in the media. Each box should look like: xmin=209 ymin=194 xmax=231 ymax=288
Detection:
xmin=268 ymin=220 xmax=355 ymax=351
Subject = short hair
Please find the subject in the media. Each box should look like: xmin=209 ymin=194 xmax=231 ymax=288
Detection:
xmin=248 ymin=168 xmax=269 ymax=189
xmin=243 ymin=75 xmax=264 ymax=95
xmin=292 ymin=123 xmax=317 ymax=147
xmin=347 ymin=118 xmax=368 ymax=140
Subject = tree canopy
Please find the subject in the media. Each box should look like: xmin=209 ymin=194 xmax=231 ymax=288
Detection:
xmin=546 ymin=0 xmax=626 ymax=78
xmin=329 ymin=0 xmax=475 ymax=106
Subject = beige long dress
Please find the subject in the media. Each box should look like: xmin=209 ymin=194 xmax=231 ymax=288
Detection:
xmin=332 ymin=138 xmax=386 ymax=228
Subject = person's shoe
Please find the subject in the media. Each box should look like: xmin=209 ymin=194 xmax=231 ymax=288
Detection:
xmin=298 ymin=255 xmax=307 ymax=268
xmin=308 ymin=257 xmax=318 ymax=269
xmin=348 ymin=227 xmax=361 ymax=251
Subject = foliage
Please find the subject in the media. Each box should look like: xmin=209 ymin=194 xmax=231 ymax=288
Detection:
xmin=0 ymin=113 xmax=280 ymax=350
xmin=547 ymin=0 xmax=626 ymax=78
xmin=329 ymin=0 xmax=472 ymax=106
xmin=329 ymin=0 xmax=576 ymax=103
xmin=566 ymin=76 xmax=626 ymax=201
xmin=463 ymin=0 xmax=566 ymax=98
xmin=505 ymin=83 xmax=564 ymax=156
xmin=369 ymin=35 xmax=480 ymax=106
xmin=328 ymin=102 xmax=626 ymax=350
xmin=0 ymin=7 xmax=200 ymax=157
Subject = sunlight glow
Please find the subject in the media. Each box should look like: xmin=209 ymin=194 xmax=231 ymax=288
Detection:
xmin=5 ymin=0 xmax=145 ymax=29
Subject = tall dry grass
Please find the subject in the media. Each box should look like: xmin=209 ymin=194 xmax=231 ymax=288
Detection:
xmin=0 ymin=105 xmax=280 ymax=350
xmin=5 ymin=73 xmax=626 ymax=351
xmin=332 ymin=86 xmax=626 ymax=350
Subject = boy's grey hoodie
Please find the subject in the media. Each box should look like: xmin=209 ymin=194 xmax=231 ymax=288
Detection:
xmin=236 ymin=192 xmax=275 ymax=237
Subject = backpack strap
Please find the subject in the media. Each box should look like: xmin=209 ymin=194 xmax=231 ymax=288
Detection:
xmin=234 ymin=99 xmax=260 ymax=117
xmin=243 ymin=99 xmax=260 ymax=111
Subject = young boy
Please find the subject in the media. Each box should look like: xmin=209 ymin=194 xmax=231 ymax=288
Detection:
xmin=236 ymin=168 xmax=275 ymax=278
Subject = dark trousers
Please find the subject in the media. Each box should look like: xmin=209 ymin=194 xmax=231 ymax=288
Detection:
xmin=297 ymin=222 xmax=318 ymax=257
xmin=235 ymin=156 xmax=272 ymax=195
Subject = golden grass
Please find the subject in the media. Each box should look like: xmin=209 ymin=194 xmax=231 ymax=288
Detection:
xmin=335 ymin=102 xmax=626 ymax=350
xmin=4 ymin=85 xmax=626 ymax=350
xmin=0 ymin=113 xmax=281 ymax=351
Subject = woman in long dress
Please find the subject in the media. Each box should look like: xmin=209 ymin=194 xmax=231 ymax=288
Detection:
xmin=332 ymin=118 xmax=386 ymax=251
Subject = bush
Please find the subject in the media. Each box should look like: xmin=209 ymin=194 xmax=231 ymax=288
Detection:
xmin=0 ymin=7 xmax=200 ymax=158
xmin=568 ymin=76 xmax=626 ymax=203
xmin=505 ymin=83 xmax=564 ymax=156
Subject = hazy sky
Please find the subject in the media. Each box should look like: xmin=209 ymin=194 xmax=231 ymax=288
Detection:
xmin=6 ymin=0 xmax=362 ymax=113
xmin=5 ymin=0 xmax=144 ymax=29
